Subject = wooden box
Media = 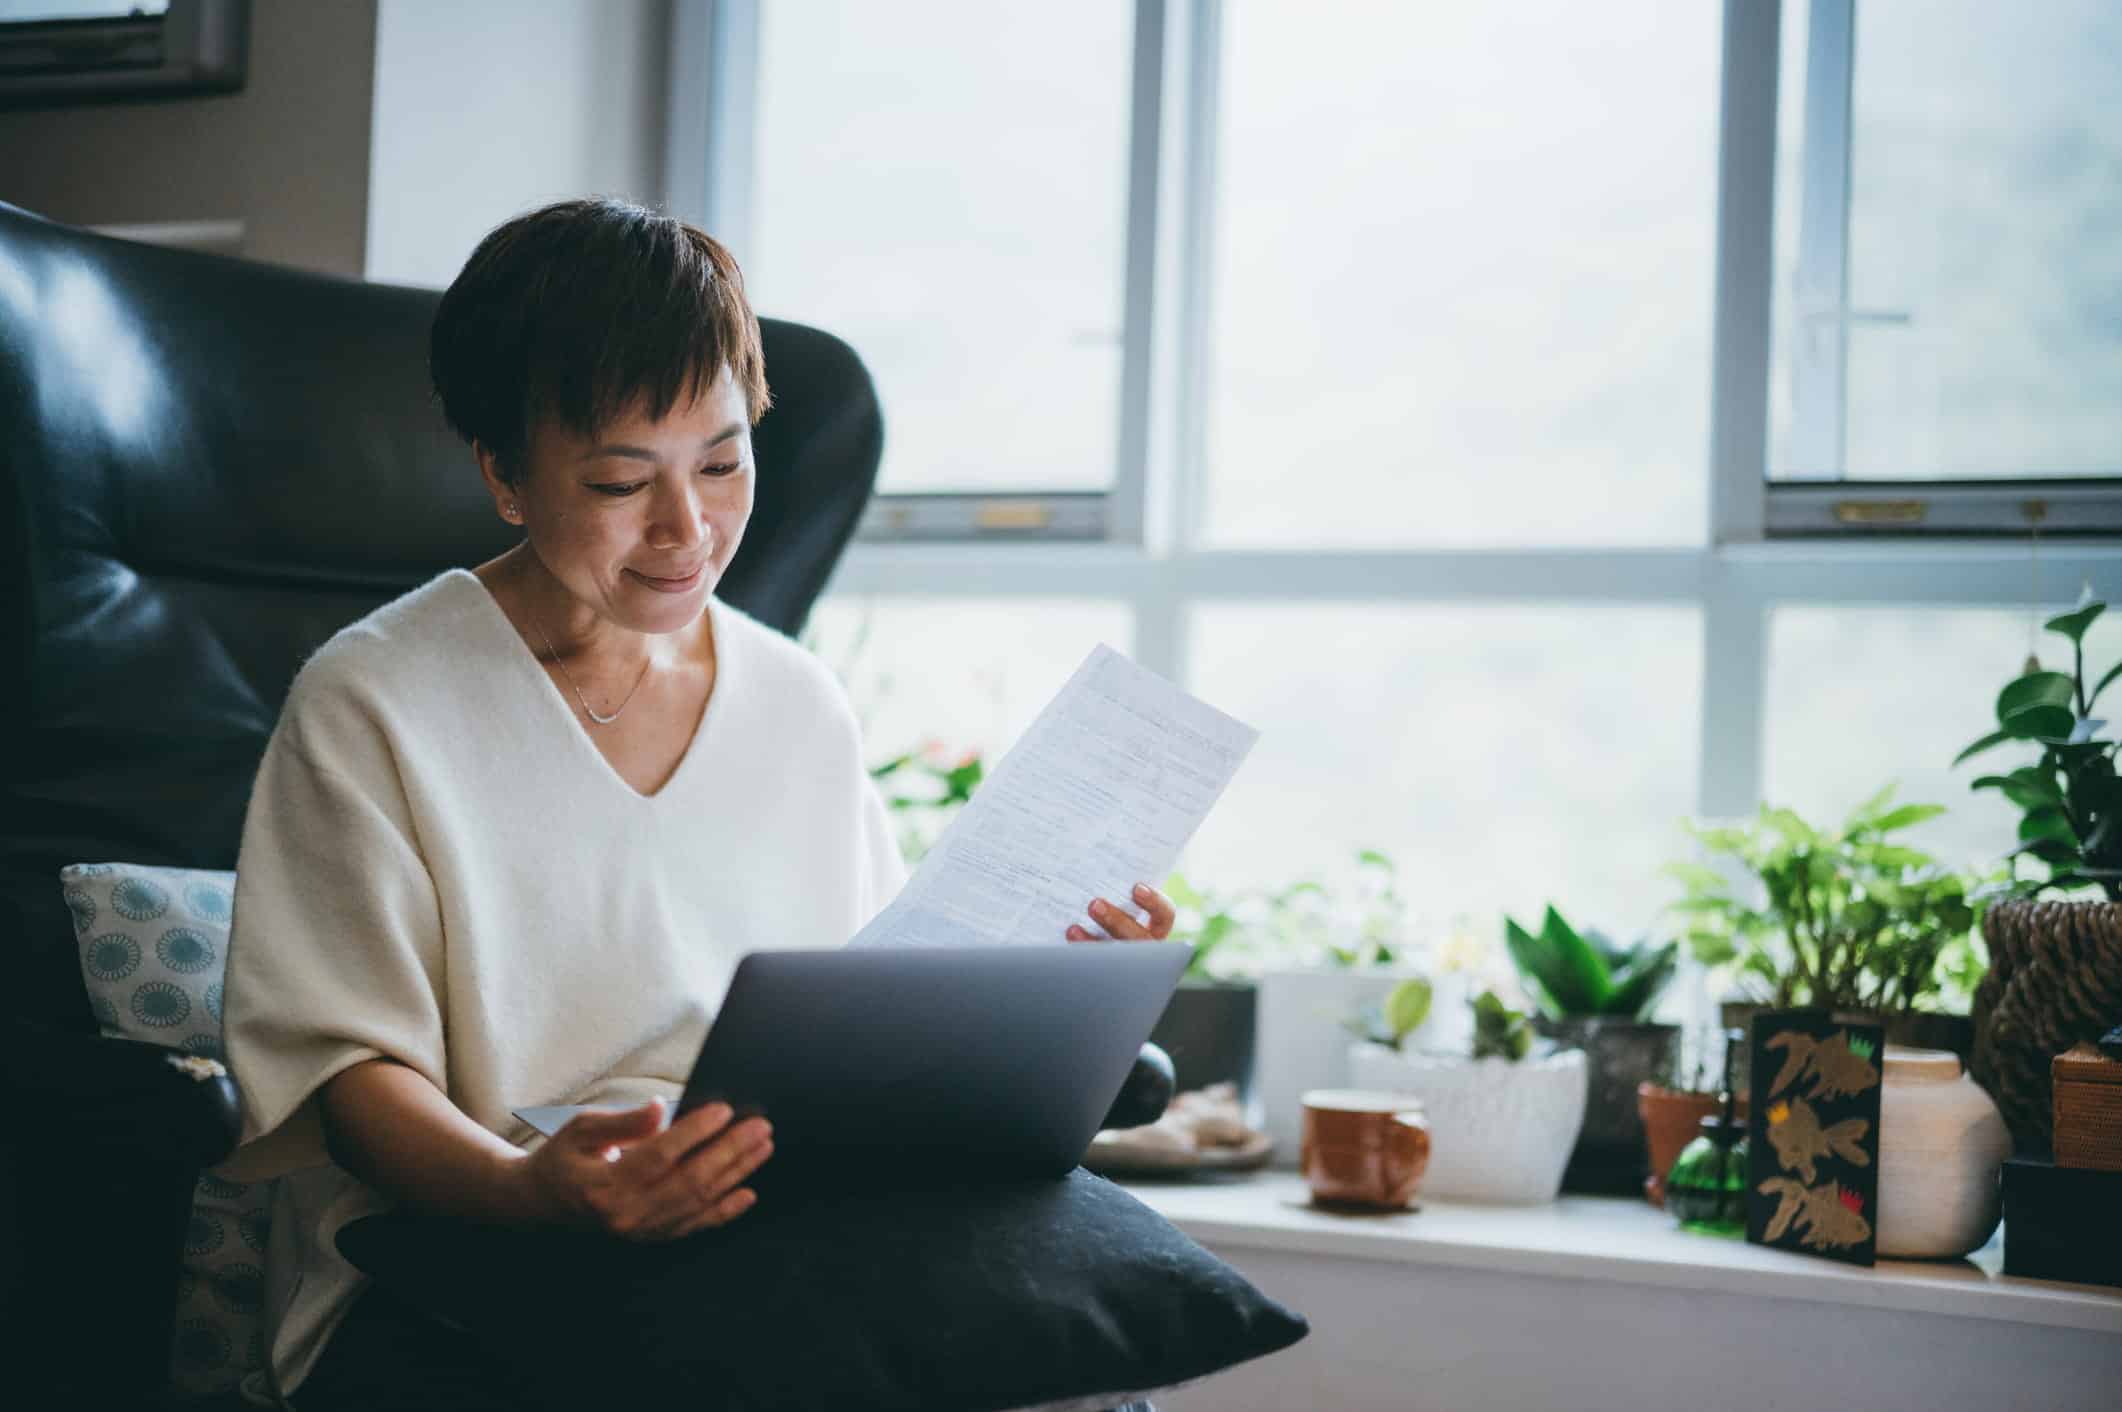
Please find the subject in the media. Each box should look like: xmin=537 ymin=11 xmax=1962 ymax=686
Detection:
xmin=2051 ymin=1043 xmax=2122 ymax=1173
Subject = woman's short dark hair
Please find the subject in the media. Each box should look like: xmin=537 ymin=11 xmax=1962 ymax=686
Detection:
xmin=429 ymin=197 xmax=770 ymax=486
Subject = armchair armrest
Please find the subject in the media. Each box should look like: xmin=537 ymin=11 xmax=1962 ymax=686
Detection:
xmin=5 ymin=1021 xmax=242 ymax=1168
xmin=4 ymin=1022 xmax=244 ymax=1407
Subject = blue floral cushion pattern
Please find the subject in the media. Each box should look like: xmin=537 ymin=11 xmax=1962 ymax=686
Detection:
xmin=62 ymin=862 xmax=274 ymax=1398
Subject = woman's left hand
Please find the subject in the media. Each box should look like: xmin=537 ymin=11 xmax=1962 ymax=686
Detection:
xmin=1066 ymin=882 xmax=1176 ymax=942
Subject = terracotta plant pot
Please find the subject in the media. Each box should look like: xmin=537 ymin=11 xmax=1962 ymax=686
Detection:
xmin=1974 ymin=898 xmax=2122 ymax=1153
xmin=1636 ymin=1084 xmax=1720 ymax=1208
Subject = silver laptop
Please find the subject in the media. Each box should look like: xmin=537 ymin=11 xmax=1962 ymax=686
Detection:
xmin=514 ymin=942 xmax=1190 ymax=1187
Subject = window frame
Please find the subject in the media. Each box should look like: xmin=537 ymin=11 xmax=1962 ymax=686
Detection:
xmin=673 ymin=0 xmax=2122 ymax=842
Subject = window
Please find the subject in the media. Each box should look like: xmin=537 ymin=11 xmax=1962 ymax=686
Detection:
xmin=1188 ymin=602 xmax=1702 ymax=931
xmin=1765 ymin=0 xmax=2122 ymax=534
xmin=1206 ymin=0 xmax=1719 ymax=548
xmin=805 ymin=596 xmax=1135 ymax=760
xmin=678 ymin=0 xmax=2122 ymax=940
xmin=1764 ymin=601 xmax=2122 ymax=872
xmin=732 ymin=0 xmax=1144 ymax=538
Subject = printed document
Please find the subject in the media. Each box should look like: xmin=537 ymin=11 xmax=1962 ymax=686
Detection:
xmin=849 ymin=644 xmax=1258 ymax=948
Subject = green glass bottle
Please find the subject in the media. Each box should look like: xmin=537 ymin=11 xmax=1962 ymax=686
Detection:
xmin=1665 ymin=1113 xmax=1749 ymax=1236
xmin=1667 ymin=1028 xmax=1749 ymax=1237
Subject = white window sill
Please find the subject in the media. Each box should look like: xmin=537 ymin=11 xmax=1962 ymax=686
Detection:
xmin=1116 ymin=1171 xmax=2122 ymax=1336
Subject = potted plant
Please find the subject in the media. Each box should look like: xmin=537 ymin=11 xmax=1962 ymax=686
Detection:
xmin=1346 ymin=983 xmax=1589 ymax=1204
xmin=1253 ymin=850 xmax=1429 ymax=1165
xmin=1954 ymin=590 xmax=2122 ymax=1152
xmin=1502 ymin=905 xmax=1677 ymax=1195
xmin=1668 ymin=786 xmax=1988 ymax=1065
xmin=1637 ymin=1026 xmax=1744 ymax=1208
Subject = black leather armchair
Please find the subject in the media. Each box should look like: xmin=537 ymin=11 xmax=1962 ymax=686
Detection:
xmin=0 ymin=199 xmax=884 ymax=1407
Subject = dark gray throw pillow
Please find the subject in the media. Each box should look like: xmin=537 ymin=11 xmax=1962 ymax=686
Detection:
xmin=336 ymin=1167 xmax=1306 ymax=1412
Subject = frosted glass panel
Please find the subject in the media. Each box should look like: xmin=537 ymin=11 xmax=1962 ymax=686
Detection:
xmin=1186 ymin=602 xmax=1702 ymax=936
xmin=1765 ymin=603 xmax=2122 ymax=871
xmin=1770 ymin=0 xmax=2122 ymax=479
xmin=805 ymin=596 xmax=1134 ymax=762
xmin=750 ymin=1 xmax=1133 ymax=494
xmin=1204 ymin=0 xmax=1718 ymax=547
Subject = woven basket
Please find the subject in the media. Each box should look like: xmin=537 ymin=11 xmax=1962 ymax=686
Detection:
xmin=1972 ymin=899 xmax=2122 ymax=1152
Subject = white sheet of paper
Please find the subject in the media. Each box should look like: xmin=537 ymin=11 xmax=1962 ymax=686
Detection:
xmin=849 ymin=644 xmax=1258 ymax=949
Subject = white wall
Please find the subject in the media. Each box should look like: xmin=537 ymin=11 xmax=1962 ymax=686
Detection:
xmin=364 ymin=0 xmax=671 ymax=289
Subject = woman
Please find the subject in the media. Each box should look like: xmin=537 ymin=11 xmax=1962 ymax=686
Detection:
xmin=221 ymin=198 xmax=1175 ymax=1408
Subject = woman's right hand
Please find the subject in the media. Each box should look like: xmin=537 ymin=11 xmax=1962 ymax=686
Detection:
xmin=515 ymin=1098 xmax=773 ymax=1241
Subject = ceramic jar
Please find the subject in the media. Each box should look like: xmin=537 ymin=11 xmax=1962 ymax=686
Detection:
xmin=1877 ymin=1046 xmax=2011 ymax=1259
xmin=1346 ymin=1043 xmax=1588 ymax=1204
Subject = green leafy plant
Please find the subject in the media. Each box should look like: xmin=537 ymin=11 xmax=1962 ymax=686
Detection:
xmin=1470 ymin=990 xmax=1535 ymax=1061
xmin=1342 ymin=976 xmax=1436 ymax=1048
xmin=869 ymin=746 xmax=984 ymax=863
xmin=1166 ymin=848 xmax=1413 ymax=981
xmin=1162 ymin=871 xmax=1246 ymax=982
xmin=1668 ymin=786 xmax=1985 ymax=1014
xmin=1955 ymin=592 xmax=2122 ymax=899
xmin=1502 ymin=905 xmax=1676 ymax=1021
xmin=1346 ymin=980 xmax=1533 ymax=1064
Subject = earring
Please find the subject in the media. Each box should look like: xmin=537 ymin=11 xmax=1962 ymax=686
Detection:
xmin=507 ymin=502 xmax=521 ymax=521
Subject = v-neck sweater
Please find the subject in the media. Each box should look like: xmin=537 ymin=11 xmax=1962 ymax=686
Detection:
xmin=220 ymin=569 xmax=906 ymax=1402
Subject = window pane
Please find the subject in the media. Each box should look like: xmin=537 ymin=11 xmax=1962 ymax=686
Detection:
xmin=805 ymin=596 xmax=1135 ymax=763
xmin=1203 ymin=1 xmax=1718 ymax=548
xmin=749 ymin=1 xmax=1133 ymax=495
xmin=1771 ymin=1 xmax=2122 ymax=480
xmin=1764 ymin=604 xmax=2122 ymax=871
xmin=1186 ymin=603 xmax=1702 ymax=935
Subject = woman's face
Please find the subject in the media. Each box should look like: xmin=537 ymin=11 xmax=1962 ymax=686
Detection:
xmin=484 ymin=367 xmax=755 ymax=636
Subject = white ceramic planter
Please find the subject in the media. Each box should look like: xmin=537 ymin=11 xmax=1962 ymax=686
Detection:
xmin=1256 ymin=967 xmax=1424 ymax=1168
xmin=1347 ymin=1042 xmax=1589 ymax=1204
xmin=1877 ymin=1046 xmax=2011 ymax=1259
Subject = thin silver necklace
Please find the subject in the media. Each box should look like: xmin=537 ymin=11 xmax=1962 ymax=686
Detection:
xmin=531 ymin=613 xmax=650 ymax=727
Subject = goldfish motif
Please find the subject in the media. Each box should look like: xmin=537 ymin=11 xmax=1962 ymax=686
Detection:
xmin=1764 ymin=1094 xmax=1870 ymax=1183
xmin=1758 ymin=1177 xmax=1873 ymax=1250
xmin=1765 ymin=1029 xmax=1880 ymax=1102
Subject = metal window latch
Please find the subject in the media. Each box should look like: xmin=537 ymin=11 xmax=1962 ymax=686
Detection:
xmin=974 ymin=502 xmax=1054 ymax=532
xmin=1832 ymin=500 xmax=1927 ymax=526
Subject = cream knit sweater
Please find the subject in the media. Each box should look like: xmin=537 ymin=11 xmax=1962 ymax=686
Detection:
xmin=221 ymin=569 xmax=905 ymax=1403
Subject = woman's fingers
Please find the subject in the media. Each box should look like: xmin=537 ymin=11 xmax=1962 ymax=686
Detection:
xmin=1078 ymin=883 xmax=1175 ymax=942
xmin=624 ymin=1124 xmax=773 ymax=1239
xmin=667 ymin=1185 xmax=759 ymax=1239
xmin=1133 ymin=883 xmax=1177 ymax=938
xmin=613 ymin=1099 xmax=740 ymax=1183
xmin=558 ymin=1097 xmax=669 ymax=1157
xmin=642 ymin=1119 xmax=773 ymax=1209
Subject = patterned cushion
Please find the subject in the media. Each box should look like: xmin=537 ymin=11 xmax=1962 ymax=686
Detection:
xmin=63 ymin=862 xmax=274 ymax=1397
